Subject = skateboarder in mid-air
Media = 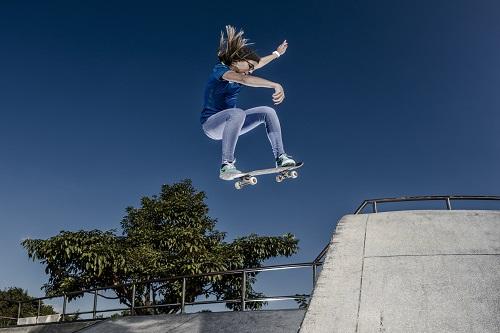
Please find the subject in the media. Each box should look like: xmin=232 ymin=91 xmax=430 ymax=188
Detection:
xmin=201 ymin=25 xmax=298 ymax=180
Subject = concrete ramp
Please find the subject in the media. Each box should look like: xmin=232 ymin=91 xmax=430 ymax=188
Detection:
xmin=0 ymin=310 xmax=304 ymax=333
xmin=300 ymin=210 xmax=500 ymax=333
xmin=80 ymin=309 xmax=304 ymax=333
xmin=0 ymin=321 xmax=99 ymax=333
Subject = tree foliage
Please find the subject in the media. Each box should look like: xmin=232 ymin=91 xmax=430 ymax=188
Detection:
xmin=0 ymin=287 xmax=55 ymax=327
xmin=22 ymin=180 xmax=299 ymax=313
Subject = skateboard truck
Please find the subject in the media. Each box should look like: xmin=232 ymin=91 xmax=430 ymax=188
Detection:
xmin=275 ymin=170 xmax=298 ymax=183
xmin=235 ymin=176 xmax=258 ymax=190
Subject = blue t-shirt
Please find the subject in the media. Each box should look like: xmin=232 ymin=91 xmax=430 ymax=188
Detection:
xmin=200 ymin=63 xmax=242 ymax=124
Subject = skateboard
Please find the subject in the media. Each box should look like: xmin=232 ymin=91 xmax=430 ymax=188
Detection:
xmin=229 ymin=162 xmax=304 ymax=190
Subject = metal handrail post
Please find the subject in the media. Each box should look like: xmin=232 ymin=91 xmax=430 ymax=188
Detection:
xmin=181 ymin=278 xmax=186 ymax=314
xmin=150 ymin=284 xmax=154 ymax=315
xmin=241 ymin=271 xmax=246 ymax=311
xmin=93 ymin=290 xmax=98 ymax=319
xmin=446 ymin=197 xmax=452 ymax=210
xmin=355 ymin=201 xmax=368 ymax=215
xmin=312 ymin=264 xmax=317 ymax=288
xmin=37 ymin=299 xmax=41 ymax=318
xmin=62 ymin=294 xmax=67 ymax=322
xmin=17 ymin=302 xmax=21 ymax=322
xmin=131 ymin=284 xmax=136 ymax=316
xmin=373 ymin=201 xmax=378 ymax=213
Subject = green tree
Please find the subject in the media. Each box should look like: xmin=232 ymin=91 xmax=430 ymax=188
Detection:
xmin=0 ymin=287 xmax=55 ymax=327
xmin=22 ymin=180 xmax=299 ymax=314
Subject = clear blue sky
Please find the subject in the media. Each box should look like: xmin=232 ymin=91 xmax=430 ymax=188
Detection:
xmin=1 ymin=0 xmax=499 ymax=309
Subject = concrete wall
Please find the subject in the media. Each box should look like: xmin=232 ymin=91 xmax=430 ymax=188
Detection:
xmin=299 ymin=210 xmax=500 ymax=333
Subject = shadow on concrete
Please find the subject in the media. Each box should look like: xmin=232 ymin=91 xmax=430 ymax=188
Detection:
xmin=79 ymin=309 xmax=305 ymax=333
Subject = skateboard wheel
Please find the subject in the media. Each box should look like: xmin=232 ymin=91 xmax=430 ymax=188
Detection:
xmin=276 ymin=175 xmax=283 ymax=183
xmin=250 ymin=177 xmax=257 ymax=185
xmin=235 ymin=182 xmax=242 ymax=190
xmin=290 ymin=171 xmax=298 ymax=178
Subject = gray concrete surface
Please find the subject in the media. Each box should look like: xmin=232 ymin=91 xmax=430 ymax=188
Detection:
xmin=0 ymin=309 xmax=305 ymax=333
xmin=79 ymin=309 xmax=305 ymax=333
xmin=299 ymin=210 xmax=500 ymax=333
xmin=0 ymin=321 xmax=99 ymax=333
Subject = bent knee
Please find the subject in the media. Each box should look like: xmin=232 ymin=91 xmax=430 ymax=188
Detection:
xmin=227 ymin=108 xmax=246 ymax=121
xmin=261 ymin=106 xmax=277 ymax=116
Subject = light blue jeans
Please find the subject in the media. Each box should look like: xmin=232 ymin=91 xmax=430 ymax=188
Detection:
xmin=202 ymin=106 xmax=285 ymax=164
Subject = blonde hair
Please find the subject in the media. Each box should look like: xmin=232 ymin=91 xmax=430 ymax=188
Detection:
xmin=217 ymin=25 xmax=260 ymax=65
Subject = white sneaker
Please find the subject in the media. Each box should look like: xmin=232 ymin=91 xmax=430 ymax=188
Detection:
xmin=276 ymin=154 xmax=296 ymax=167
xmin=219 ymin=161 xmax=242 ymax=180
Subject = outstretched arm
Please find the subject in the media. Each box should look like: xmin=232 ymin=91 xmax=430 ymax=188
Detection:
xmin=254 ymin=40 xmax=288 ymax=70
xmin=222 ymin=71 xmax=285 ymax=105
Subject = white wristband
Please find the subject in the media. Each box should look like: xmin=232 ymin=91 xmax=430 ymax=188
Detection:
xmin=273 ymin=51 xmax=281 ymax=58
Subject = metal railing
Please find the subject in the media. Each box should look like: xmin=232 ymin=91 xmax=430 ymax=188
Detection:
xmin=354 ymin=195 xmax=500 ymax=214
xmin=1 ymin=260 xmax=325 ymax=326
xmin=2 ymin=194 xmax=498 ymax=327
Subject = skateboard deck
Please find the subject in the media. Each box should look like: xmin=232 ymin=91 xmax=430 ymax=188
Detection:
xmin=228 ymin=162 xmax=303 ymax=190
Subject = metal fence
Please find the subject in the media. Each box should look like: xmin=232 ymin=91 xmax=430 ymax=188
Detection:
xmin=2 ymin=195 xmax=499 ymax=326
xmin=1 ymin=260 xmax=324 ymax=326
xmin=354 ymin=195 xmax=500 ymax=214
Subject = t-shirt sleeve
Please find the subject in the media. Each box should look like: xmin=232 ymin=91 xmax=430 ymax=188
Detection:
xmin=213 ymin=64 xmax=231 ymax=81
